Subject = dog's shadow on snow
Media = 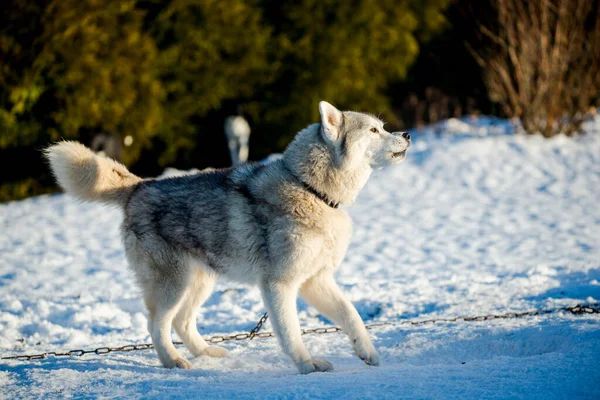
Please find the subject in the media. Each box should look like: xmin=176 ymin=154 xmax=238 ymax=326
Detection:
xmin=0 ymin=350 xmax=289 ymax=385
xmin=371 ymin=316 xmax=600 ymax=368
xmin=523 ymin=268 xmax=600 ymax=303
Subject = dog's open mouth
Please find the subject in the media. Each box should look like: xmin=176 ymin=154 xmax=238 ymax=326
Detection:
xmin=392 ymin=150 xmax=407 ymax=159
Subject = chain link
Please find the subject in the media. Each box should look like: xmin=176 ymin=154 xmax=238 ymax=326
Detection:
xmin=3 ymin=303 xmax=598 ymax=362
xmin=248 ymin=312 xmax=269 ymax=340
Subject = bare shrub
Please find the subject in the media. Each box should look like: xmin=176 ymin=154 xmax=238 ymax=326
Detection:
xmin=471 ymin=0 xmax=600 ymax=137
xmin=397 ymin=88 xmax=477 ymax=130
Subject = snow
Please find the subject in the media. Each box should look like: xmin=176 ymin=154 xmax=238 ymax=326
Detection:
xmin=1 ymin=115 xmax=600 ymax=399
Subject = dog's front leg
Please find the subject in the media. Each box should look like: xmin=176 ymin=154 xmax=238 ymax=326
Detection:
xmin=300 ymin=272 xmax=380 ymax=366
xmin=261 ymin=280 xmax=333 ymax=374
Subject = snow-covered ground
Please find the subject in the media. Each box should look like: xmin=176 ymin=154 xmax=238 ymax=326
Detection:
xmin=1 ymin=116 xmax=599 ymax=399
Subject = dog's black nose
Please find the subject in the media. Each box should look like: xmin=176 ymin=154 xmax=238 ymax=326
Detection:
xmin=401 ymin=132 xmax=411 ymax=140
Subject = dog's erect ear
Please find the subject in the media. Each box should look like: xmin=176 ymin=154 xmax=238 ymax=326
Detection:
xmin=319 ymin=101 xmax=342 ymax=142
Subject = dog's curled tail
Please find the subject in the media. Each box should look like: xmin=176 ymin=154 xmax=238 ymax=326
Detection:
xmin=45 ymin=141 xmax=142 ymax=206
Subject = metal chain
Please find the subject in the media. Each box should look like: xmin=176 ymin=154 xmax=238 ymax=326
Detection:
xmin=3 ymin=303 xmax=598 ymax=362
xmin=248 ymin=312 xmax=269 ymax=340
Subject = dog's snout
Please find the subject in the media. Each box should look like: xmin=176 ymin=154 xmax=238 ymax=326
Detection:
xmin=392 ymin=131 xmax=411 ymax=141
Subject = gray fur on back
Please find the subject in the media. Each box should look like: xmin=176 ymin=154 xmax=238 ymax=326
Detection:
xmin=124 ymin=162 xmax=282 ymax=278
xmin=46 ymin=102 xmax=410 ymax=372
xmin=123 ymin=105 xmax=410 ymax=285
xmin=70 ymin=101 xmax=413 ymax=372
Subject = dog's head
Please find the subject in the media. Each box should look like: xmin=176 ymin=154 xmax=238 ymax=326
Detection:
xmin=318 ymin=101 xmax=410 ymax=169
xmin=284 ymin=101 xmax=411 ymax=205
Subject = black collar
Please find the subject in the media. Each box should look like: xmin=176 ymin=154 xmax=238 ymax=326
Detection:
xmin=299 ymin=180 xmax=339 ymax=209
xmin=283 ymin=163 xmax=339 ymax=209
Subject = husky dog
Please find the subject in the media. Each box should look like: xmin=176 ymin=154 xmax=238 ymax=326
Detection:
xmin=45 ymin=102 xmax=411 ymax=374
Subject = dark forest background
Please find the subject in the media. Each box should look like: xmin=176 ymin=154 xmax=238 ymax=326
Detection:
xmin=1 ymin=0 xmax=598 ymax=201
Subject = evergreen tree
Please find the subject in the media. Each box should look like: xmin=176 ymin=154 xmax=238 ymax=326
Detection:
xmin=248 ymin=0 xmax=451 ymax=151
xmin=147 ymin=0 xmax=271 ymax=164
xmin=0 ymin=0 xmax=451 ymax=200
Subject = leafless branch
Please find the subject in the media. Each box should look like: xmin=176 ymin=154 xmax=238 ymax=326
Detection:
xmin=473 ymin=0 xmax=600 ymax=136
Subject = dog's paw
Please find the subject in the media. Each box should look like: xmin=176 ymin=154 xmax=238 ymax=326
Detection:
xmin=202 ymin=345 xmax=229 ymax=358
xmin=359 ymin=351 xmax=380 ymax=366
xmin=297 ymin=358 xmax=334 ymax=374
xmin=354 ymin=342 xmax=380 ymax=366
xmin=174 ymin=357 xmax=193 ymax=369
xmin=163 ymin=357 xmax=192 ymax=369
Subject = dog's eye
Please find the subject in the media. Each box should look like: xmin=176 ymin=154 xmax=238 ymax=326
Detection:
xmin=370 ymin=127 xmax=379 ymax=133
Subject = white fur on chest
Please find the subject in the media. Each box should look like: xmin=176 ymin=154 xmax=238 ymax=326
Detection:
xmin=193 ymin=205 xmax=353 ymax=285
xmin=283 ymin=209 xmax=352 ymax=282
xmin=320 ymin=209 xmax=353 ymax=270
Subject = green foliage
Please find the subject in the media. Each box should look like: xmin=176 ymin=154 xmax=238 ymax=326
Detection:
xmin=149 ymin=0 xmax=272 ymax=164
xmin=248 ymin=0 xmax=451 ymax=148
xmin=0 ymin=0 xmax=270 ymax=165
xmin=0 ymin=0 xmax=451 ymax=201
xmin=37 ymin=0 xmax=164 ymax=165
xmin=0 ymin=178 xmax=57 ymax=203
xmin=0 ymin=1 xmax=48 ymax=149
xmin=0 ymin=0 xmax=163 ymax=166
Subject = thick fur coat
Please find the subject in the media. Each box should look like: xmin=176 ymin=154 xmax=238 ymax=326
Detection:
xmin=45 ymin=101 xmax=411 ymax=373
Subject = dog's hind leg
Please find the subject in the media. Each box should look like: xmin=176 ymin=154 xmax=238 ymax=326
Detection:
xmin=142 ymin=261 xmax=191 ymax=369
xmin=173 ymin=267 xmax=228 ymax=358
